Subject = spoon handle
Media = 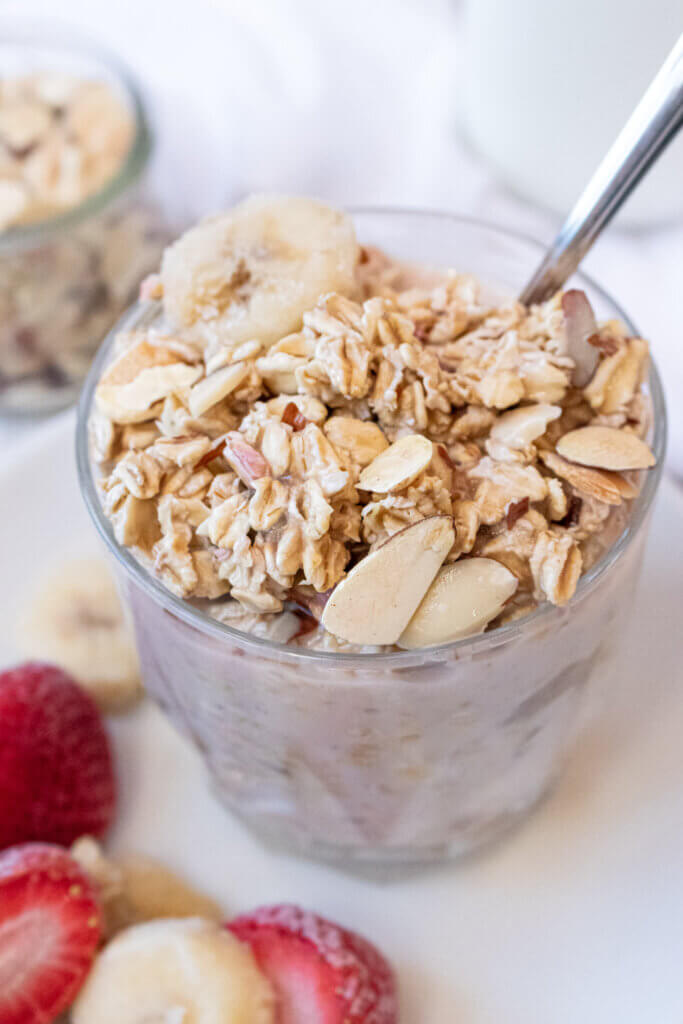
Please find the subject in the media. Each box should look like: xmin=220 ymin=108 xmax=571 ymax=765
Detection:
xmin=520 ymin=33 xmax=683 ymax=306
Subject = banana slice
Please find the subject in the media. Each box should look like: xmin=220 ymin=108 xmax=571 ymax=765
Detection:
xmin=16 ymin=556 xmax=142 ymax=712
xmin=72 ymin=918 xmax=276 ymax=1024
xmin=160 ymin=194 xmax=359 ymax=347
xmin=71 ymin=838 xmax=222 ymax=938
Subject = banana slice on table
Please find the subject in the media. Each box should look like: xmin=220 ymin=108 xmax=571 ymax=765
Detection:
xmin=161 ymin=194 xmax=359 ymax=347
xmin=71 ymin=837 xmax=223 ymax=938
xmin=16 ymin=556 xmax=142 ymax=712
xmin=72 ymin=918 xmax=276 ymax=1024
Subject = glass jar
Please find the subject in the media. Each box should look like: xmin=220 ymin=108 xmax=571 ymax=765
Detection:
xmin=77 ymin=211 xmax=667 ymax=877
xmin=0 ymin=30 xmax=172 ymax=415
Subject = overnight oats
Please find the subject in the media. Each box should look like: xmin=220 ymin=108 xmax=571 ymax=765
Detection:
xmin=78 ymin=198 xmax=665 ymax=872
xmin=0 ymin=34 xmax=169 ymax=414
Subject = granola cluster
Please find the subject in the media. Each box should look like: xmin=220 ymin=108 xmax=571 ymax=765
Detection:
xmin=0 ymin=73 xmax=133 ymax=229
xmin=90 ymin=210 xmax=654 ymax=651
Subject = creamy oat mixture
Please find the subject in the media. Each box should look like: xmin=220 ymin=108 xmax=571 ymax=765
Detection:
xmin=89 ymin=196 xmax=656 ymax=651
xmin=0 ymin=72 xmax=133 ymax=229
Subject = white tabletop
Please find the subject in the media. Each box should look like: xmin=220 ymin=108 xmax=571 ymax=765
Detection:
xmin=1 ymin=410 xmax=683 ymax=1023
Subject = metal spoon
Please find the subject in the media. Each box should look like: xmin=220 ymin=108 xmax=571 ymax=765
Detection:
xmin=520 ymin=33 xmax=683 ymax=306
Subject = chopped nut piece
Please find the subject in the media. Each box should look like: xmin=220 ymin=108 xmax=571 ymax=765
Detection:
xmin=188 ymin=362 xmax=251 ymax=417
xmin=223 ymin=432 xmax=271 ymax=487
xmin=506 ymin=497 xmax=530 ymax=530
xmin=281 ymin=401 xmax=309 ymax=431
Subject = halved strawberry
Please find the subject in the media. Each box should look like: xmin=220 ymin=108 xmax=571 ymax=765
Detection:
xmin=227 ymin=904 xmax=397 ymax=1024
xmin=0 ymin=843 xmax=103 ymax=1024
xmin=0 ymin=662 xmax=115 ymax=849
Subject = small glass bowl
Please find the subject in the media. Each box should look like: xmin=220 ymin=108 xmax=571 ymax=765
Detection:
xmin=0 ymin=28 xmax=172 ymax=416
xmin=77 ymin=210 xmax=666 ymax=877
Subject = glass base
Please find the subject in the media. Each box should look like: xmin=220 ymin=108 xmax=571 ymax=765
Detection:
xmin=213 ymin=781 xmax=555 ymax=882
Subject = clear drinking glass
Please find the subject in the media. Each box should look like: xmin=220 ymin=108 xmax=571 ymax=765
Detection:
xmin=0 ymin=29 xmax=171 ymax=415
xmin=77 ymin=211 xmax=667 ymax=877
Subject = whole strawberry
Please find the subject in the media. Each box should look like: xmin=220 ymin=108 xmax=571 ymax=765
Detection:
xmin=0 ymin=843 xmax=103 ymax=1024
xmin=228 ymin=904 xmax=398 ymax=1024
xmin=0 ymin=662 xmax=116 ymax=849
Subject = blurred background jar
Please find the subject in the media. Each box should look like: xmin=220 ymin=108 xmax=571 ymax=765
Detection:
xmin=0 ymin=29 xmax=172 ymax=416
xmin=460 ymin=0 xmax=683 ymax=227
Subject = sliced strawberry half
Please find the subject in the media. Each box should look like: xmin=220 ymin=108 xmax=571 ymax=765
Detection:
xmin=227 ymin=904 xmax=397 ymax=1024
xmin=0 ymin=662 xmax=115 ymax=849
xmin=0 ymin=843 xmax=102 ymax=1024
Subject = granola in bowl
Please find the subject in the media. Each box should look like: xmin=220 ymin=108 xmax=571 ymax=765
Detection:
xmin=0 ymin=48 xmax=170 ymax=414
xmin=88 ymin=196 xmax=656 ymax=652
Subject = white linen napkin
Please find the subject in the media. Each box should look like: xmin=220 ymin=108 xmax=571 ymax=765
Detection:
xmin=3 ymin=0 xmax=682 ymax=475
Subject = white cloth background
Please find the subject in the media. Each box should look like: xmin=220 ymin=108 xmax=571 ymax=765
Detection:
xmin=2 ymin=0 xmax=682 ymax=475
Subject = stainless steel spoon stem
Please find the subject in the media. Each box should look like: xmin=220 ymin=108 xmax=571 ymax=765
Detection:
xmin=520 ymin=33 xmax=683 ymax=306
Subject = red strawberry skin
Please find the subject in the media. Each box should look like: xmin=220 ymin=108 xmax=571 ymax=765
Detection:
xmin=0 ymin=843 xmax=102 ymax=1024
xmin=227 ymin=904 xmax=398 ymax=1024
xmin=0 ymin=663 xmax=116 ymax=849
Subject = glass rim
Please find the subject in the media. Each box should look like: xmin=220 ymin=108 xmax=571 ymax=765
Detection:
xmin=0 ymin=23 xmax=152 ymax=251
xmin=76 ymin=207 xmax=668 ymax=667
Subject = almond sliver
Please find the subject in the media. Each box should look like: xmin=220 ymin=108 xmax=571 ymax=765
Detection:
xmin=321 ymin=515 xmax=455 ymax=645
xmin=100 ymin=339 xmax=181 ymax=387
xmin=398 ymin=557 xmax=518 ymax=649
xmin=188 ymin=362 xmax=250 ymax=417
xmin=556 ymin=425 xmax=655 ymax=471
xmin=96 ymin=364 xmax=202 ymax=422
xmin=540 ymin=450 xmax=630 ymax=505
xmin=358 ymin=434 xmax=433 ymax=493
xmin=561 ymin=290 xmax=599 ymax=387
xmin=490 ymin=404 xmax=561 ymax=448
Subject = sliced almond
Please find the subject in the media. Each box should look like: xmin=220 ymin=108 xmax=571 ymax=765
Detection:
xmin=561 ymin=290 xmax=599 ymax=387
xmin=321 ymin=515 xmax=454 ymax=645
xmin=358 ymin=434 xmax=433 ymax=493
xmin=557 ymin=425 xmax=655 ymax=471
xmin=100 ymin=338 xmax=182 ymax=388
xmin=490 ymin=404 xmax=562 ymax=449
xmin=324 ymin=417 xmax=389 ymax=467
xmin=540 ymin=450 xmax=635 ymax=505
xmin=398 ymin=558 xmax=518 ymax=649
xmin=96 ymin=363 xmax=202 ymax=423
xmin=188 ymin=362 xmax=250 ymax=417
